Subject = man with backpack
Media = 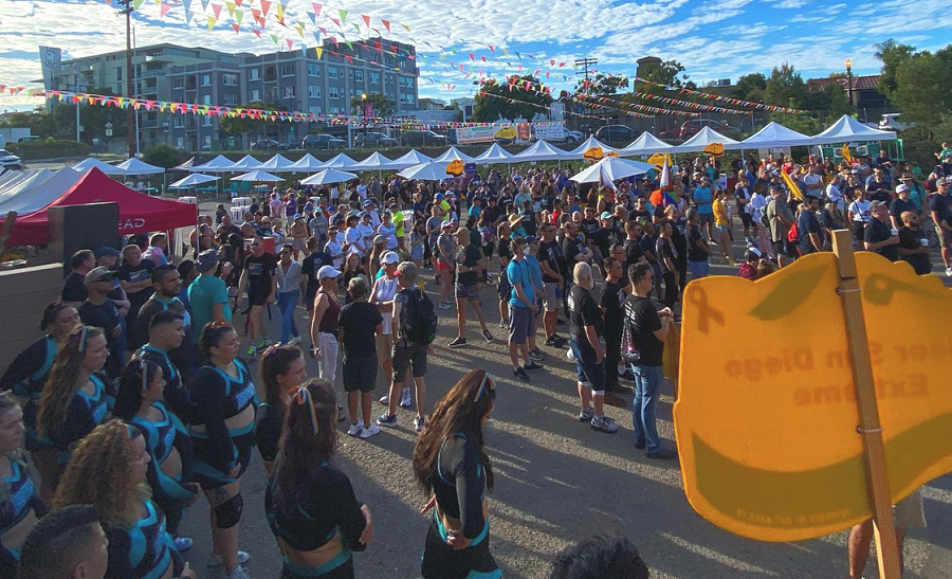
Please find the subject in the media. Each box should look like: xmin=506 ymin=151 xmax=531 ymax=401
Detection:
xmin=378 ymin=261 xmax=438 ymax=432
xmin=766 ymin=184 xmax=795 ymax=267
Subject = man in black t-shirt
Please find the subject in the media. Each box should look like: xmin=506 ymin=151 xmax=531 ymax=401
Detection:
xmin=301 ymin=236 xmax=333 ymax=313
xmin=449 ymin=227 xmax=492 ymax=348
xmin=599 ymin=256 xmax=630 ymax=406
xmin=538 ymin=223 xmax=567 ymax=347
xmin=239 ymin=237 xmax=277 ymax=356
xmin=132 ymin=265 xmax=195 ymax=379
xmin=115 ymin=244 xmax=156 ymax=339
xmin=568 ymin=262 xmax=617 ymax=434
xmin=78 ymin=267 xmax=124 ymax=378
xmin=339 ymin=276 xmax=384 ymax=437
xmin=897 ymin=211 xmax=932 ymax=275
xmin=624 ymin=262 xmax=675 ymax=459
xmin=62 ymin=249 xmax=96 ymax=306
xmin=864 ymin=201 xmax=900 ymax=262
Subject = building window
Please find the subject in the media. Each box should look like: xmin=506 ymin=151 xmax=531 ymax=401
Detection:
xmin=328 ymin=67 xmax=338 ymax=79
xmin=281 ymin=64 xmax=295 ymax=77
xmin=355 ymin=70 xmax=364 ymax=81
xmin=201 ymin=94 xmax=211 ymax=105
xmin=250 ymin=89 xmax=261 ymax=101
xmin=265 ymin=66 xmax=277 ymax=81
xmin=201 ymin=74 xmax=211 ymax=86
xmin=202 ymin=116 xmax=213 ymax=127
xmin=250 ymin=68 xmax=260 ymax=81
xmin=370 ymin=72 xmax=380 ymax=84
xmin=308 ymin=63 xmax=321 ymax=77
xmin=223 ymin=94 xmax=237 ymax=105
xmin=116 ymin=67 xmax=123 ymax=82
xmin=400 ymin=94 xmax=415 ymax=105
xmin=223 ymin=74 xmax=238 ymax=86
xmin=308 ymin=85 xmax=321 ymax=98
xmin=328 ymin=87 xmax=339 ymax=99
xmin=174 ymin=116 xmax=185 ymax=128
xmin=176 ymin=137 xmax=185 ymax=149
xmin=172 ymin=77 xmax=183 ymax=89
xmin=309 ymin=106 xmax=323 ymax=115
xmin=329 ymin=106 xmax=340 ymax=114
xmin=283 ymin=85 xmax=296 ymax=98
xmin=202 ymin=135 xmax=212 ymax=150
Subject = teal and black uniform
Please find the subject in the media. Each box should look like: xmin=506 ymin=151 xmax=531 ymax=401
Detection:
xmin=104 ymin=499 xmax=184 ymax=579
xmin=138 ymin=345 xmax=191 ymax=424
xmin=47 ymin=373 xmax=115 ymax=471
xmin=0 ymin=459 xmax=44 ymax=578
xmin=0 ymin=336 xmax=58 ymax=451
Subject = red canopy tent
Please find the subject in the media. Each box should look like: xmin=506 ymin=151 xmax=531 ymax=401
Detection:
xmin=7 ymin=168 xmax=197 ymax=246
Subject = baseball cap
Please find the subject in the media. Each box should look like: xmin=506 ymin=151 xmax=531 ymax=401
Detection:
xmin=373 ymin=234 xmax=386 ymax=245
xmin=318 ymin=265 xmax=342 ymax=279
xmin=938 ymin=177 xmax=950 ymax=186
xmin=441 ymin=220 xmax=453 ymax=228
xmin=896 ymin=184 xmax=910 ymax=194
xmin=95 ymin=246 xmax=120 ymax=259
xmin=197 ymin=249 xmax=224 ymax=272
xmin=293 ymin=214 xmax=304 ymax=220
xmin=869 ymin=200 xmax=886 ymax=210
xmin=436 ymin=193 xmax=444 ymax=199
xmin=363 ymin=200 xmax=373 ymax=207
xmin=381 ymin=251 xmax=400 ymax=265
xmin=524 ymin=235 xmax=538 ymax=244
xmin=84 ymin=267 xmax=114 ymax=286
xmin=600 ymin=211 xmax=613 ymax=220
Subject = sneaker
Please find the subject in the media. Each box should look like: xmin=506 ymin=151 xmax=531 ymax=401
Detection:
xmin=591 ymin=415 xmax=619 ymax=433
xmin=258 ymin=338 xmax=273 ymax=349
xmin=225 ymin=566 xmax=252 ymax=579
xmin=578 ymin=408 xmax=594 ymax=422
xmin=498 ymin=320 xmax=509 ymax=329
xmin=449 ymin=337 xmax=467 ymax=348
xmin=524 ymin=360 xmax=544 ymax=371
xmin=288 ymin=335 xmax=302 ymax=346
xmin=376 ymin=413 xmax=397 ymax=426
xmin=379 ymin=395 xmax=390 ymax=405
xmin=414 ymin=415 xmax=426 ymax=432
xmin=439 ymin=302 xmax=452 ymax=310
xmin=347 ymin=420 xmax=364 ymax=436
xmin=946 ymin=267 xmax=952 ymax=278
xmin=482 ymin=329 xmax=494 ymax=343
xmin=245 ymin=345 xmax=257 ymax=358
xmin=528 ymin=348 xmax=546 ymax=361
xmin=566 ymin=349 xmax=576 ymax=362
xmin=173 ymin=536 xmax=193 ymax=552
xmin=544 ymin=336 xmax=560 ymax=347
xmin=208 ymin=550 xmax=250 ymax=567
xmin=400 ymin=388 xmax=412 ymax=408
xmin=647 ymin=449 xmax=678 ymax=460
xmin=512 ymin=367 xmax=530 ymax=382
xmin=603 ymin=393 xmax=626 ymax=408
xmin=360 ymin=424 xmax=381 ymax=439
xmin=337 ymin=405 xmax=346 ymax=422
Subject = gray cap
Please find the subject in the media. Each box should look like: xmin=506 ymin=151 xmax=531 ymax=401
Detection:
xmin=868 ymin=200 xmax=887 ymax=210
xmin=197 ymin=249 xmax=224 ymax=272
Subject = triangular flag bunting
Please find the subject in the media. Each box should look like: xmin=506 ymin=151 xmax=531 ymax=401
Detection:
xmin=312 ymin=2 xmax=322 ymax=15
xmin=329 ymin=17 xmax=339 ymax=26
xmin=211 ymin=3 xmax=222 ymax=18
xmin=338 ymin=9 xmax=346 ymax=23
xmin=270 ymin=33 xmax=278 ymax=44
xmin=207 ymin=15 xmax=216 ymax=29
xmin=361 ymin=14 xmax=370 ymax=27
xmin=231 ymin=22 xmax=240 ymax=32
xmin=159 ymin=2 xmax=172 ymax=17
xmin=381 ymin=19 xmax=390 ymax=32
xmin=286 ymin=38 xmax=293 ymax=50
xmin=315 ymin=47 xmax=323 ymax=60
xmin=260 ymin=0 xmax=270 ymax=15
xmin=235 ymin=9 xmax=243 ymax=23
xmin=401 ymin=23 xmax=410 ymax=32
xmin=225 ymin=1 xmax=235 ymax=16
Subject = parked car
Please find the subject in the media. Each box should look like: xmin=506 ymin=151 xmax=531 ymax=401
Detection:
xmin=678 ymin=120 xmax=734 ymax=141
xmin=401 ymin=130 xmax=448 ymax=147
xmin=532 ymin=125 xmax=584 ymax=144
xmin=595 ymin=125 xmax=638 ymax=144
xmin=301 ymin=134 xmax=347 ymax=150
xmin=0 ymin=149 xmax=23 ymax=171
xmin=658 ymin=127 xmax=681 ymax=140
xmin=879 ymin=113 xmax=914 ymax=132
xmin=251 ymin=139 xmax=291 ymax=151
xmin=354 ymin=131 xmax=398 ymax=148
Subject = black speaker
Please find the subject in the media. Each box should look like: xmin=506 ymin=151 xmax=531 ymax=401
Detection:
xmin=48 ymin=202 xmax=120 ymax=275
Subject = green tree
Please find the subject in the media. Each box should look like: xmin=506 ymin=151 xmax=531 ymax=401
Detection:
xmin=874 ymin=39 xmax=916 ymax=102
xmin=0 ymin=107 xmax=58 ymax=138
xmin=142 ymin=144 xmax=185 ymax=169
xmin=576 ymin=73 xmax=628 ymax=96
xmin=634 ymin=58 xmax=687 ymax=91
xmin=349 ymin=92 xmax=395 ymax=118
xmin=219 ymin=102 xmax=285 ymax=136
xmin=472 ymin=76 xmax=552 ymax=122
xmin=764 ymin=63 xmax=807 ymax=109
xmin=47 ymin=87 xmax=128 ymax=145
xmin=733 ymin=73 xmax=767 ymax=103
xmin=802 ymin=83 xmax=850 ymax=116
xmin=890 ymin=47 xmax=952 ymax=124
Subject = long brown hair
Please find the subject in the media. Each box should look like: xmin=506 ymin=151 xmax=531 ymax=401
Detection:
xmin=260 ymin=345 xmax=302 ymax=414
xmin=53 ymin=419 xmax=150 ymax=528
xmin=37 ymin=326 xmax=104 ymax=438
xmin=271 ymin=380 xmax=337 ymax=521
xmin=413 ymin=369 xmax=495 ymax=494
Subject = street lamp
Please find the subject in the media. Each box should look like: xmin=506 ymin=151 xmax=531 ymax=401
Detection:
xmin=360 ymin=92 xmax=368 ymax=147
xmin=845 ymin=58 xmax=854 ymax=108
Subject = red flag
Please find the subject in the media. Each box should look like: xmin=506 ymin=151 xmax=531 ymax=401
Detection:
xmin=231 ymin=22 xmax=240 ymax=33
xmin=260 ymin=0 xmax=270 ymax=15
xmin=361 ymin=14 xmax=370 ymax=27
xmin=469 ymin=53 xmax=475 ymax=61
xmin=381 ymin=19 xmax=390 ymax=32
xmin=312 ymin=2 xmax=321 ymax=15
xmin=488 ymin=44 xmax=495 ymax=55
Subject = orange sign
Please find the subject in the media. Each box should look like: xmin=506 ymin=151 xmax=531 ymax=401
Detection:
xmin=675 ymin=252 xmax=952 ymax=542
xmin=446 ymin=159 xmax=464 ymax=176
xmin=515 ymin=123 xmax=531 ymax=141
xmin=703 ymin=142 xmax=724 ymax=156
xmin=583 ymin=146 xmax=604 ymax=162
xmin=647 ymin=153 xmax=672 ymax=166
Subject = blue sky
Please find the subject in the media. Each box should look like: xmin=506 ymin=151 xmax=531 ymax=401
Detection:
xmin=1 ymin=0 xmax=951 ymax=110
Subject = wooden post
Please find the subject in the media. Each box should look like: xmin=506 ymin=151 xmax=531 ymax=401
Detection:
xmin=832 ymin=229 xmax=902 ymax=579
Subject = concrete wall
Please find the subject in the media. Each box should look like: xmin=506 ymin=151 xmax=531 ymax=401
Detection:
xmin=0 ymin=263 xmax=62 ymax=375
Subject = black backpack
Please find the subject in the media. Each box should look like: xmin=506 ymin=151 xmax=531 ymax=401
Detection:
xmin=399 ymin=287 xmax=438 ymax=346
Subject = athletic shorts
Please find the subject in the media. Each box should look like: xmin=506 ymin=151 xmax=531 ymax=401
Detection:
xmin=935 ymin=224 xmax=950 ymax=249
xmin=291 ymin=237 xmax=307 ymax=251
xmin=542 ymin=282 xmax=560 ymax=312
xmin=715 ymin=224 xmax=728 ymax=233
xmin=249 ymin=291 xmax=270 ymax=307
xmin=436 ymin=259 xmax=453 ymax=272
xmin=698 ymin=213 xmax=714 ymax=226
xmin=456 ymin=283 xmax=479 ymax=300
xmin=508 ymin=305 xmax=532 ymax=345
xmin=375 ymin=333 xmax=394 ymax=364
xmin=392 ymin=342 xmax=428 ymax=381
xmin=343 ymin=354 xmax=378 ymax=393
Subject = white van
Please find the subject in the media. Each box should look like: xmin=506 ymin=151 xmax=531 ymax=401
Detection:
xmin=879 ymin=113 xmax=913 ymax=132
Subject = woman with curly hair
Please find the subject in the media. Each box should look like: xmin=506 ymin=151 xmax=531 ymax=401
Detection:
xmin=0 ymin=301 xmax=80 ymax=502
xmin=255 ymin=345 xmax=305 ymax=477
xmin=114 ymin=359 xmax=199 ymax=553
xmin=54 ymin=419 xmax=193 ymax=579
xmin=36 ymin=325 xmax=113 ymax=496
xmin=188 ymin=322 xmax=257 ymax=579
xmin=0 ymin=392 xmax=43 ymax=579
xmin=266 ymin=379 xmax=373 ymax=579
xmin=413 ymin=369 xmax=500 ymax=579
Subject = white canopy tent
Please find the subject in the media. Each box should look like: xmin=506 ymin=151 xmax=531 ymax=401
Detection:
xmin=812 ymin=114 xmax=897 ymax=145
xmin=230 ymin=170 xmax=285 ymax=183
xmin=190 ymin=155 xmax=235 ymax=173
xmin=352 ymin=152 xmax=394 ymax=170
xmin=72 ymin=157 xmax=126 ymax=175
xmin=740 ymin=122 xmax=815 ymax=148
xmin=672 ymin=127 xmax=742 ymax=153
xmin=570 ymin=157 xmax=654 ymax=187
xmin=0 ymin=168 xmax=84 ymax=215
xmin=563 ymin=136 xmax=622 ymax=160
xmin=398 ymin=162 xmax=452 ymax=181
xmin=173 ymin=157 xmax=196 ymax=171
xmin=287 ymin=154 xmax=325 ymax=173
xmin=475 ymin=143 xmax=516 ymax=164
xmin=432 ymin=146 xmax=477 ymax=163
xmin=116 ymin=158 xmax=165 ymax=176
xmin=385 ymin=150 xmax=434 ymax=170
xmin=617 ymin=132 xmax=675 ymax=157
xmin=300 ymin=168 xmax=359 ymax=185
xmin=512 ymin=140 xmax=569 ymax=162
xmin=169 ymin=173 xmax=219 ymax=189
xmin=257 ymin=154 xmax=296 ymax=173
xmin=320 ymin=153 xmax=359 ymax=169
xmin=0 ymin=169 xmax=53 ymax=199
xmin=229 ymin=154 xmax=263 ymax=171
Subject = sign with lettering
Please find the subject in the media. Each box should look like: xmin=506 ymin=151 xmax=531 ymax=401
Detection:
xmin=583 ymin=146 xmax=603 ymax=163
xmin=675 ymin=251 xmax=952 ymax=542
xmin=646 ymin=153 xmax=672 ymax=166
xmin=446 ymin=159 xmax=464 ymax=177
xmin=703 ymin=142 xmax=724 ymax=156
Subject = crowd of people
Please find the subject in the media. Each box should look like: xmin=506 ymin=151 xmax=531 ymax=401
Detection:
xmin=0 ymin=146 xmax=941 ymax=579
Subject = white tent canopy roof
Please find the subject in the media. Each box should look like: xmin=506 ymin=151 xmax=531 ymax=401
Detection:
xmin=116 ymin=158 xmax=165 ymax=176
xmin=512 ymin=140 xmax=569 ymax=162
xmin=0 ymin=168 xmax=83 ymax=215
xmin=0 ymin=169 xmax=53 ymax=199
xmin=169 ymin=173 xmax=220 ymax=188
xmin=740 ymin=122 xmax=815 ymax=148
xmin=563 ymin=136 xmax=622 ymax=160
xmin=618 ymin=132 xmax=675 ymax=156
xmin=300 ymin=168 xmax=359 ymax=185
xmin=287 ymin=153 xmax=325 ymax=172
xmin=812 ymin=114 xmax=897 ymax=144
xmin=72 ymin=157 xmax=126 ymax=175
xmin=352 ymin=152 xmax=394 ymax=169
xmin=321 ymin=153 xmax=359 ymax=168
xmin=190 ymin=155 xmax=235 ymax=173
xmin=570 ymin=157 xmax=654 ymax=185
xmin=475 ymin=143 xmax=516 ymax=164
xmin=257 ymin=154 xmax=296 ymax=172
xmin=385 ymin=150 xmax=434 ymax=170
xmin=173 ymin=157 xmax=196 ymax=171
xmin=432 ymin=146 xmax=477 ymax=163
xmin=229 ymin=154 xmax=263 ymax=170
xmin=230 ymin=170 xmax=285 ymax=182
xmin=397 ymin=162 xmax=452 ymax=181
xmin=672 ymin=127 xmax=742 ymax=153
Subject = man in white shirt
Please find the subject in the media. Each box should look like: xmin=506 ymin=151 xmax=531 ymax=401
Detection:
xmin=803 ymin=164 xmax=824 ymax=196
xmin=324 ymin=228 xmax=344 ymax=269
xmin=357 ymin=179 xmax=369 ymax=200
xmin=357 ymin=213 xmax=376 ymax=255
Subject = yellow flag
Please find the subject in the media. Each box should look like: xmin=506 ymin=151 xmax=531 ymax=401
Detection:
xmin=315 ymin=47 xmax=323 ymax=60
xmin=841 ymin=144 xmax=853 ymax=164
xmin=780 ymin=170 xmax=804 ymax=200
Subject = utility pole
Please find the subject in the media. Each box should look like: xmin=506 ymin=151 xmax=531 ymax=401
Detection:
xmin=117 ymin=0 xmax=136 ymax=157
xmin=574 ymin=57 xmax=597 ymax=134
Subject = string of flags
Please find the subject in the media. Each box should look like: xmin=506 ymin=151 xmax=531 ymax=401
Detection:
xmin=573 ymin=93 xmax=701 ymax=117
xmin=631 ymin=76 xmax=807 ymax=114
xmin=475 ymin=91 xmax=607 ymax=121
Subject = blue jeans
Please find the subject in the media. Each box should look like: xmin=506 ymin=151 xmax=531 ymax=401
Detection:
xmin=688 ymin=259 xmax=709 ymax=280
xmin=631 ymin=363 xmax=663 ymax=453
xmin=277 ymin=290 xmax=300 ymax=344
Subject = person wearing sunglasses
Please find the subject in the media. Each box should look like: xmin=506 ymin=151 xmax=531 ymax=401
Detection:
xmin=413 ymin=369 xmax=500 ymax=579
